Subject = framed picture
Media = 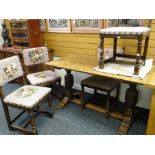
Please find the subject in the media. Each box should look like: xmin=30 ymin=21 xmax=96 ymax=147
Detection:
xmin=46 ymin=19 xmax=71 ymax=33
xmin=40 ymin=19 xmax=46 ymax=32
xmin=104 ymin=19 xmax=145 ymax=28
xmin=71 ymin=19 xmax=104 ymax=33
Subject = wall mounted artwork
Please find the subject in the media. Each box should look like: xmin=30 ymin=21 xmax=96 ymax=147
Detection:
xmin=71 ymin=19 xmax=104 ymax=33
xmin=46 ymin=19 xmax=71 ymax=33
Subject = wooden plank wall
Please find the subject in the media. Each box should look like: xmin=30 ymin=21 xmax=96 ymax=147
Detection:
xmin=42 ymin=19 xmax=155 ymax=61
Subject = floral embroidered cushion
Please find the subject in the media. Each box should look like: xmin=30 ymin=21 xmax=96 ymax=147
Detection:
xmin=4 ymin=85 xmax=51 ymax=108
xmin=27 ymin=70 xmax=60 ymax=85
xmin=0 ymin=56 xmax=23 ymax=86
xmin=23 ymin=47 xmax=49 ymax=66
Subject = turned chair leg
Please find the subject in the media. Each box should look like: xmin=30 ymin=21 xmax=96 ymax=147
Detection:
xmin=81 ymin=86 xmax=85 ymax=110
xmin=28 ymin=110 xmax=38 ymax=135
xmin=1 ymin=103 xmax=14 ymax=131
xmin=47 ymin=95 xmax=53 ymax=118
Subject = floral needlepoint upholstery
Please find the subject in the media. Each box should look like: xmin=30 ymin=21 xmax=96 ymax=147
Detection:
xmin=27 ymin=70 xmax=60 ymax=85
xmin=23 ymin=47 xmax=49 ymax=66
xmin=4 ymin=85 xmax=51 ymax=108
xmin=100 ymin=27 xmax=150 ymax=35
xmin=0 ymin=56 xmax=23 ymax=86
xmin=23 ymin=46 xmax=61 ymax=87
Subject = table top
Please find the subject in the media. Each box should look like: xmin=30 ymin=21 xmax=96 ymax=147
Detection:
xmin=46 ymin=55 xmax=155 ymax=89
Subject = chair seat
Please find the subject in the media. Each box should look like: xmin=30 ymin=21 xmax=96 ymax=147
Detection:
xmin=100 ymin=27 xmax=150 ymax=35
xmin=27 ymin=70 xmax=61 ymax=85
xmin=4 ymin=85 xmax=51 ymax=108
xmin=81 ymin=76 xmax=120 ymax=92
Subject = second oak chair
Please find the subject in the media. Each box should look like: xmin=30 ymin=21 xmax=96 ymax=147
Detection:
xmin=22 ymin=47 xmax=61 ymax=97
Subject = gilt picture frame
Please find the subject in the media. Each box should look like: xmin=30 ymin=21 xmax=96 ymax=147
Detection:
xmin=46 ymin=19 xmax=71 ymax=33
xmin=71 ymin=19 xmax=104 ymax=33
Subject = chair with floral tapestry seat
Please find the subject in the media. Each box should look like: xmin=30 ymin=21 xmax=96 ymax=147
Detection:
xmin=0 ymin=56 xmax=53 ymax=135
xmin=22 ymin=47 xmax=62 ymax=98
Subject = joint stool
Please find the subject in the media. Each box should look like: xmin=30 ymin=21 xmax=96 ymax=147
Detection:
xmin=98 ymin=20 xmax=152 ymax=75
xmin=81 ymin=76 xmax=121 ymax=118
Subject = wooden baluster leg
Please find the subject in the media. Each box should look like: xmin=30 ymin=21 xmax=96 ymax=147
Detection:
xmin=99 ymin=37 xmax=104 ymax=69
xmin=116 ymin=84 xmax=120 ymax=104
xmin=47 ymin=95 xmax=53 ymax=118
xmin=58 ymin=69 xmax=74 ymax=109
xmin=143 ymin=36 xmax=149 ymax=65
xmin=0 ymin=87 xmax=13 ymax=131
xmin=118 ymin=83 xmax=138 ymax=134
xmin=113 ymin=37 xmax=117 ymax=60
xmin=28 ymin=109 xmax=38 ymax=135
xmin=134 ymin=37 xmax=142 ymax=75
xmin=2 ymin=103 xmax=13 ymax=131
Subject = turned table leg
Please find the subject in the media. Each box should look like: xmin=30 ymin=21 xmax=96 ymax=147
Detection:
xmin=118 ymin=83 xmax=138 ymax=134
xmin=58 ymin=69 xmax=74 ymax=109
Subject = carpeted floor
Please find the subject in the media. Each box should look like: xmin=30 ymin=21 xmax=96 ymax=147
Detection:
xmin=0 ymin=83 xmax=149 ymax=135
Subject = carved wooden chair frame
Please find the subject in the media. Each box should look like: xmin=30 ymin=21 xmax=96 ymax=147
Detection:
xmin=0 ymin=56 xmax=53 ymax=135
xmin=23 ymin=47 xmax=62 ymax=98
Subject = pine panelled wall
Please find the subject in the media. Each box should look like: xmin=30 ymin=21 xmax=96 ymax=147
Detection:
xmin=42 ymin=20 xmax=155 ymax=62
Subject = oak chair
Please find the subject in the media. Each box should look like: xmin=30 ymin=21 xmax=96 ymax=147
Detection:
xmin=0 ymin=56 xmax=53 ymax=135
xmin=22 ymin=47 xmax=61 ymax=98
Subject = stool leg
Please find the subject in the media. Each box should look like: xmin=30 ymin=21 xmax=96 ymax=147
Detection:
xmin=94 ymin=89 xmax=97 ymax=98
xmin=81 ymin=86 xmax=85 ymax=110
xmin=105 ymin=93 xmax=110 ymax=118
xmin=116 ymin=85 xmax=120 ymax=104
xmin=99 ymin=38 xmax=104 ymax=69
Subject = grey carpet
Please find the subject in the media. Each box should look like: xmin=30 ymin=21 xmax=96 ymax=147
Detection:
xmin=0 ymin=83 xmax=148 ymax=135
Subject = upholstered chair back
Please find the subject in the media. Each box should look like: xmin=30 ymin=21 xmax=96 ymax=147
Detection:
xmin=0 ymin=56 xmax=23 ymax=86
xmin=23 ymin=47 xmax=49 ymax=66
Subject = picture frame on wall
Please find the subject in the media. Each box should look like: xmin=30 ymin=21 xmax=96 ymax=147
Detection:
xmin=46 ymin=19 xmax=71 ymax=33
xmin=71 ymin=19 xmax=104 ymax=33
xmin=40 ymin=19 xmax=46 ymax=32
xmin=104 ymin=19 xmax=145 ymax=28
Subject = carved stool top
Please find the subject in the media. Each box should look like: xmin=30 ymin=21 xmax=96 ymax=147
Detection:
xmin=100 ymin=27 xmax=150 ymax=36
xmin=81 ymin=76 xmax=120 ymax=93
